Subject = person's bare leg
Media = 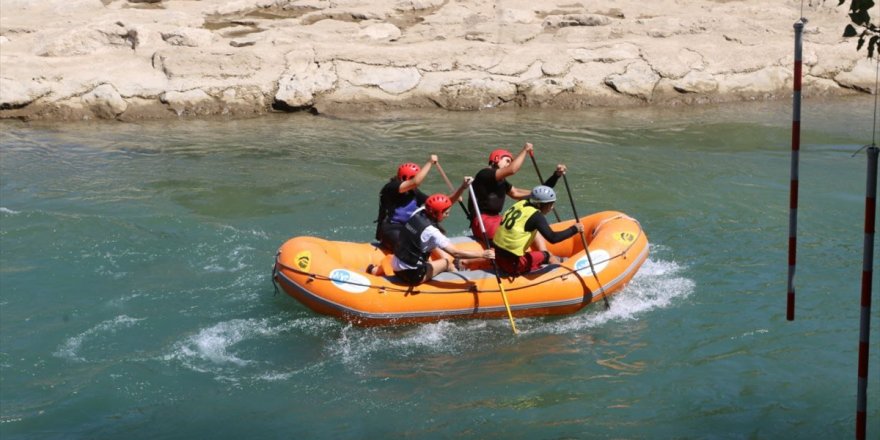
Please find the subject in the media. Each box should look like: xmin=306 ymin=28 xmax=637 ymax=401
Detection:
xmin=532 ymin=234 xmax=548 ymax=252
xmin=423 ymin=258 xmax=450 ymax=282
xmin=531 ymin=236 xmax=563 ymax=264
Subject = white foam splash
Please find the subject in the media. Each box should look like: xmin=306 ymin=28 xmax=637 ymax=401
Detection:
xmin=0 ymin=207 xmax=20 ymax=215
xmin=310 ymin=256 xmax=693 ymax=368
xmin=163 ymin=316 xmax=331 ymax=374
xmin=202 ymin=245 xmax=253 ymax=273
xmin=219 ymin=224 xmax=269 ymax=239
xmin=534 ymin=257 xmax=695 ymax=334
xmin=732 ymin=329 xmax=769 ymax=340
xmin=54 ymin=315 xmax=144 ymax=362
xmin=325 ymin=320 xmax=493 ymax=368
xmin=256 ymin=362 xmax=327 ymax=382
xmin=166 ymin=319 xmax=269 ymax=368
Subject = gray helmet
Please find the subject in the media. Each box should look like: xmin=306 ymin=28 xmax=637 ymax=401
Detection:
xmin=530 ymin=185 xmax=556 ymax=204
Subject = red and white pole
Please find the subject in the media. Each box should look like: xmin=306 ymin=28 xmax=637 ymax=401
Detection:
xmin=855 ymin=144 xmax=877 ymax=440
xmin=788 ymin=19 xmax=804 ymax=321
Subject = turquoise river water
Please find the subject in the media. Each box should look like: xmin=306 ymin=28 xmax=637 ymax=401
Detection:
xmin=1 ymin=98 xmax=878 ymax=439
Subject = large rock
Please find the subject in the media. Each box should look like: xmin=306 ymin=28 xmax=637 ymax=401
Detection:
xmin=433 ymin=77 xmax=517 ymax=110
xmin=161 ymin=28 xmax=216 ymax=47
xmin=717 ymin=66 xmax=790 ymax=96
xmin=569 ymin=43 xmax=641 ymax=63
xmin=541 ymin=55 xmax=573 ymax=76
xmin=0 ymin=0 xmax=873 ymax=120
xmin=2 ymin=0 xmax=103 ymax=14
xmin=642 ymin=46 xmax=705 ymax=79
xmin=835 ymin=58 xmax=877 ymax=93
xmin=152 ymin=49 xmax=261 ymax=79
xmin=210 ymin=0 xmax=278 ymax=16
xmin=543 ymin=14 xmax=612 ymax=29
xmin=518 ymin=77 xmax=576 ymax=105
xmin=0 ymin=77 xmax=49 ymax=109
xmin=499 ymin=8 xmax=535 ymax=25
xmin=275 ymin=62 xmax=337 ymax=108
xmin=604 ymin=61 xmax=660 ymax=100
xmin=160 ymin=89 xmax=214 ymax=115
xmin=394 ymin=0 xmax=445 ymax=11
xmin=335 ymin=61 xmax=421 ymax=94
xmin=35 ymin=22 xmax=137 ymax=57
xmin=219 ymin=86 xmax=267 ymax=114
xmin=358 ymin=23 xmax=401 ymax=41
xmin=81 ymin=84 xmax=127 ymax=118
xmin=673 ymin=71 xmax=718 ymax=94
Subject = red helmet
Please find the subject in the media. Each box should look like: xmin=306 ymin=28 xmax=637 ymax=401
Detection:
xmin=425 ymin=194 xmax=452 ymax=219
xmin=488 ymin=149 xmax=513 ymax=165
xmin=397 ymin=162 xmax=420 ymax=181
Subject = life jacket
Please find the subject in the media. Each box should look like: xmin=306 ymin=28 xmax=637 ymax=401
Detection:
xmin=375 ymin=181 xmax=419 ymax=242
xmin=377 ymin=179 xmax=420 ymax=225
xmin=493 ymin=200 xmax=539 ymax=256
xmin=394 ymin=210 xmax=435 ymax=266
xmin=389 ymin=197 xmax=419 ymax=224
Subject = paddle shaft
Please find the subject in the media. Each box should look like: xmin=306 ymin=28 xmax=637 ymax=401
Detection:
xmin=435 ymin=162 xmax=472 ymax=220
xmin=562 ymin=173 xmax=610 ymax=310
xmin=467 ymin=184 xmax=518 ymax=334
xmin=528 ymin=152 xmax=562 ymax=222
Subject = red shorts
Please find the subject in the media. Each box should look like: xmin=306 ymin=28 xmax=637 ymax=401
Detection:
xmin=495 ymin=249 xmax=550 ymax=276
xmin=471 ymin=213 xmax=501 ymax=241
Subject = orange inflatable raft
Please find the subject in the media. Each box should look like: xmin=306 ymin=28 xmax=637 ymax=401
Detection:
xmin=273 ymin=211 xmax=648 ymax=326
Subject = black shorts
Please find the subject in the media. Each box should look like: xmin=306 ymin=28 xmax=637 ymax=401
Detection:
xmin=395 ymin=264 xmax=428 ymax=285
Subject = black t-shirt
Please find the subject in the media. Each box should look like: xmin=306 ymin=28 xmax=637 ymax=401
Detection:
xmin=523 ymin=207 xmax=578 ymax=243
xmin=469 ymin=167 xmax=512 ymax=215
xmin=379 ymin=179 xmax=429 ymax=224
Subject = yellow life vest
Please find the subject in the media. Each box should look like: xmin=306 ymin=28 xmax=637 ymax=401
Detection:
xmin=493 ymin=200 xmax=539 ymax=256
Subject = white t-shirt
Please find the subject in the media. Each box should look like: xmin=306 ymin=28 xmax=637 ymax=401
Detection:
xmin=391 ymin=223 xmax=451 ymax=271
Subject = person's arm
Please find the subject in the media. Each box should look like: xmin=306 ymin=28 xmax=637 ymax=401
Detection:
xmin=400 ymin=154 xmax=438 ymax=193
xmin=542 ymin=164 xmax=566 ymax=188
xmin=507 ymin=186 xmax=532 ymax=200
xmin=448 ymin=176 xmax=473 ymax=203
xmin=527 ymin=213 xmax=582 ymax=244
xmin=442 ymin=244 xmax=495 ymax=260
xmin=495 ymin=142 xmax=533 ymax=181
xmin=429 ymin=226 xmax=494 ymax=260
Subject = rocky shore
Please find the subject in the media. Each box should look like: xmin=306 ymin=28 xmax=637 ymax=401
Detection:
xmin=0 ymin=0 xmax=874 ymax=121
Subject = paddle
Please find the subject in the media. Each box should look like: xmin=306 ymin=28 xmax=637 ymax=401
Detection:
xmin=435 ymin=161 xmax=472 ymax=220
xmin=561 ymin=173 xmax=610 ymax=310
xmin=467 ymin=183 xmax=518 ymax=334
xmin=528 ymin=151 xmax=562 ymax=222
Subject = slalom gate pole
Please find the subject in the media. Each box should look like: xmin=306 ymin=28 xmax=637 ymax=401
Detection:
xmin=787 ymin=18 xmax=805 ymax=321
xmin=856 ymin=145 xmax=877 ymax=440
xmin=855 ymin=60 xmax=879 ymax=440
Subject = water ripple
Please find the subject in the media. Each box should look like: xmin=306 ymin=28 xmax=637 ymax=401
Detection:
xmin=54 ymin=315 xmax=145 ymax=362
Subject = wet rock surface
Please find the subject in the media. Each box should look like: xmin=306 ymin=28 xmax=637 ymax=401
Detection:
xmin=0 ymin=0 xmax=872 ymax=120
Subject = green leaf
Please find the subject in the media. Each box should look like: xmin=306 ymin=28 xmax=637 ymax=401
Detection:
xmin=843 ymin=24 xmax=858 ymax=37
xmin=850 ymin=9 xmax=871 ymax=26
